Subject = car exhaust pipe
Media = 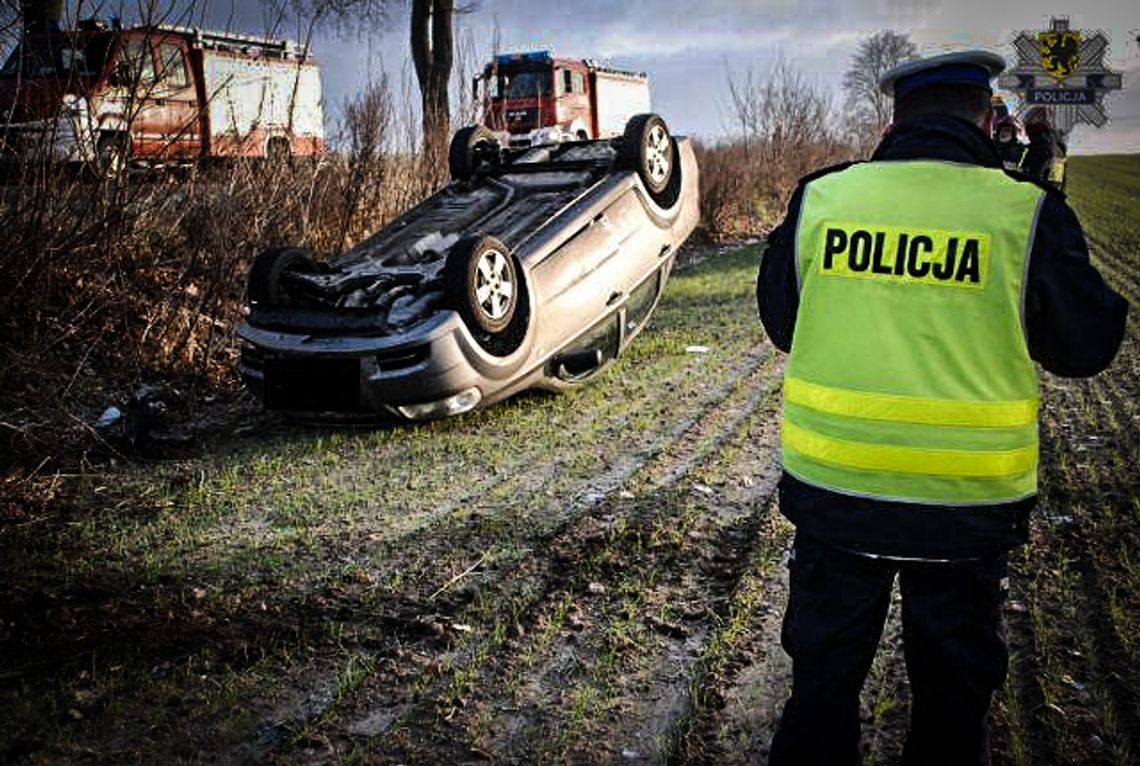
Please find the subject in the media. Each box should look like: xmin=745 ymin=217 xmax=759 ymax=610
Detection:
xmin=554 ymin=348 xmax=604 ymax=379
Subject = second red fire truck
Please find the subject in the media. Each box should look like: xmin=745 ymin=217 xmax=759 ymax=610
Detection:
xmin=474 ymin=50 xmax=651 ymax=148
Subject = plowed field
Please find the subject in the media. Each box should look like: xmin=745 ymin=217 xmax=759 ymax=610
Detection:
xmin=2 ymin=155 xmax=1138 ymax=765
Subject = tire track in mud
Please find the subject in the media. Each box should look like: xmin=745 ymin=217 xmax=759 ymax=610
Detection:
xmin=654 ymin=489 xmax=790 ymax=766
xmin=268 ymin=345 xmax=788 ymax=763
xmin=192 ymin=340 xmax=774 ymax=619
xmin=312 ymin=349 xmax=763 ymax=565
xmin=240 ymin=340 xmax=781 ymax=762
xmin=317 ymin=343 xmax=781 ymax=617
xmin=446 ymin=374 xmax=789 ymax=764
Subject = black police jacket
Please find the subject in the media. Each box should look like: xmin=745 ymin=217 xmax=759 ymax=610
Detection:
xmin=1022 ymin=126 xmax=1066 ymax=181
xmin=756 ymin=114 xmax=1128 ymax=559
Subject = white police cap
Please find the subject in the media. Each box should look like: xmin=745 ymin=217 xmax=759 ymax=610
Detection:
xmin=879 ymin=49 xmax=1006 ymax=98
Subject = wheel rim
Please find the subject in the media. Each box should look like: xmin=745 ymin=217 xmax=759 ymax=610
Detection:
xmin=474 ymin=249 xmax=514 ymax=322
xmin=643 ymin=123 xmax=672 ymax=186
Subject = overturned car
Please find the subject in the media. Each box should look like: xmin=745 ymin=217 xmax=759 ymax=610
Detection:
xmin=238 ymin=113 xmax=699 ymax=420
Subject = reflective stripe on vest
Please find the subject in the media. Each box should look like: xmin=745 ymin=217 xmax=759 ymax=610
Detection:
xmin=784 ymin=160 xmax=1044 ymax=505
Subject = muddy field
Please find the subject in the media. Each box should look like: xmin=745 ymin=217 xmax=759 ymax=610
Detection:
xmin=2 ymin=156 xmax=1139 ymax=764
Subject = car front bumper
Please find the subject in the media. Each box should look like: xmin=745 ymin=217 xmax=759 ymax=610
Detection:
xmin=237 ymin=310 xmax=535 ymax=421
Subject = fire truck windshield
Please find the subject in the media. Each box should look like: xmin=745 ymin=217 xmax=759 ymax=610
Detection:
xmin=502 ymin=70 xmax=551 ymax=99
xmin=0 ymin=35 xmax=110 ymax=79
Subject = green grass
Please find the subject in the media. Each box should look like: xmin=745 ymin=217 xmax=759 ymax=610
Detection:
xmin=992 ymin=154 xmax=1140 ymax=766
xmin=1 ymin=243 xmax=775 ymax=763
xmin=3 ymin=150 xmax=1140 ymax=765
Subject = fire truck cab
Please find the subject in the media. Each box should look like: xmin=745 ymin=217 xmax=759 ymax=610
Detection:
xmin=475 ymin=50 xmax=650 ymax=149
xmin=0 ymin=18 xmax=324 ymax=172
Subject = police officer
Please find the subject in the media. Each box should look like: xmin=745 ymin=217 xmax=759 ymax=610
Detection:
xmin=756 ymin=49 xmax=1127 ymax=765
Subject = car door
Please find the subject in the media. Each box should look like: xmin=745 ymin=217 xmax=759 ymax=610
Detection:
xmin=529 ymin=188 xmax=653 ymax=356
xmin=102 ymin=35 xmax=160 ymax=156
xmin=151 ymin=39 xmax=200 ymax=157
xmin=556 ymin=65 xmax=591 ymax=138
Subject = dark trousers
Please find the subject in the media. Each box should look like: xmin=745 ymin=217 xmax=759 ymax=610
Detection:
xmin=769 ymin=533 xmax=1009 ymax=766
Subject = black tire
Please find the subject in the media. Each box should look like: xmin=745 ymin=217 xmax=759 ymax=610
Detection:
xmin=449 ymin=125 xmax=499 ymax=182
xmin=445 ymin=235 xmax=522 ymax=341
xmin=247 ymin=247 xmax=318 ymax=308
xmin=617 ymin=113 xmax=674 ymax=197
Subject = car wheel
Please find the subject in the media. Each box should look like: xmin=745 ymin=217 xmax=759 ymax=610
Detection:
xmin=618 ymin=113 xmax=674 ymax=197
xmin=445 ymin=235 xmax=519 ymax=337
xmin=248 ymin=247 xmax=319 ymax=308
xmin=449 ymin=125 xmax=499 ymax=183
xmin=97 ymin=134 xmax=129 ymax=178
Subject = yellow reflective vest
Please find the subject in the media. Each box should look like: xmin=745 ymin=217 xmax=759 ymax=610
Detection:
xmin=783 ymin=160 xmax=1045 ymax=505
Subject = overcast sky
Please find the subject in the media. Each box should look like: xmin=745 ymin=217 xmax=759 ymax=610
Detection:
xmin=195 ymin=0 xmax=1139 ymax=152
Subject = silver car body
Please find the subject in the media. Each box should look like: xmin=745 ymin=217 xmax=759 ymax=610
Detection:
xmin=238 ymin=136 xmax=700 ymax=420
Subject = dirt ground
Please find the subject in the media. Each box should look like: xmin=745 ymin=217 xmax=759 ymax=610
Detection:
xmin=2 ymin=156 xmax=1139 ymax=765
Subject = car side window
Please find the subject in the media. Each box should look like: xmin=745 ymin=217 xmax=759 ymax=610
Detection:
xmin=572 ymin=71 xmax=585 ymax=95
xmin=562 ymin=69 xmax=573 ymax=95
xmin=157 ymin=43 xmax=188 ymax=88
xmin=115 ymin=38 xmax=156 ymax=86
xmin=555 ymin=315 xmax=620 ymax=381
xmin=624 ymin=271 xmax=660 ymax=337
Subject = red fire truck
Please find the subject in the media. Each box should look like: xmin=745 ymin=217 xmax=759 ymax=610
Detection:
xmin=0 ymin=18 xmax=324 ymax=172
xmin=474 ymin=50 xmax=651 ymax=148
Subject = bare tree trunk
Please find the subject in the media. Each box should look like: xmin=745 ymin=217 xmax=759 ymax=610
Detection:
xmin=410 ymin=0 xmax=453 ymax=172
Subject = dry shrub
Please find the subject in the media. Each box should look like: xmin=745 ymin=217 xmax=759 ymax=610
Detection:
xmin=692 ymin=138 xmax=754 ymax=238
xmin=0 ymin=76 xmax=441 ymax=467
xmin=696 ymin=58 xmax=860 ymax=239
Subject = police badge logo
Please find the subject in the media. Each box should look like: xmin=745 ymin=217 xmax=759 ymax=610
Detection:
xmin=1039 ymin=30 xmax=1081 ymax=80
xmin=1000 ymin=18 xmax=1122 ymax=134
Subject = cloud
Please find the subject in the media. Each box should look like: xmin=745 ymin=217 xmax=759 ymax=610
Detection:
xmin=207 ymin=0 xmax=1140 ymax=151
xmin=588 ymin=25 xmax=798 ymax=58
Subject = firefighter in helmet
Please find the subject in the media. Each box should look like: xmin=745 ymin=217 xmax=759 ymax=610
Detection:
xmin=994 ymin=113 xmax=1027 ymax=169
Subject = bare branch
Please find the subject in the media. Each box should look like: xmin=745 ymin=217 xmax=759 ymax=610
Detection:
xmin=842 ymin=30 xmax=915 ymax=137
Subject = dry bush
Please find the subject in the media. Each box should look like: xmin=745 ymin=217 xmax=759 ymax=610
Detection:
xmin=696 ymin=58 xmax=859 ymax=239
xmin=0 ymin=75 xmax=441 ymax=468
xmin=692 ymin=138 xmax=755 ymax=238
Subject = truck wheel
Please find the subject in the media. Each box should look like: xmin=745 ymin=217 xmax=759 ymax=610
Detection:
xmin=248 ymin=247 xmax=319 ymax=308
xmin=449 ymin=125 xmax=499 ymax=182
xmin=97 ymin=135 xmax=129 ymax=178
xmin=445 ymin=235 xmax=518 ymax=334
xmin=618 ymin=113 xmax=674 ymax=198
